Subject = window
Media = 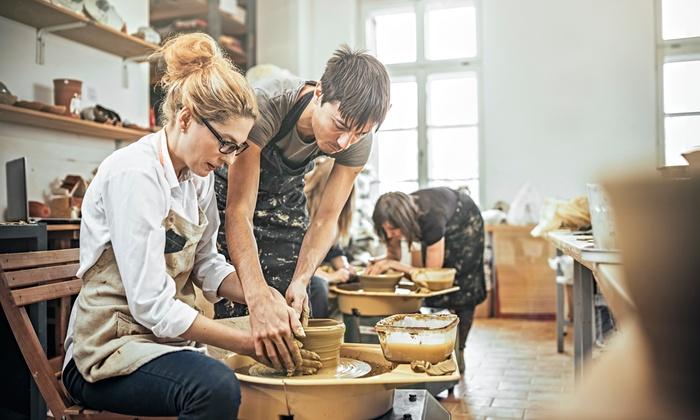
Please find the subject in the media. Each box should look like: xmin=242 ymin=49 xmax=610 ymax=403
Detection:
xmin=362 ymin=0 xmax=481 ymax=203
xmin=656 ymin=0 xmax=700 ymax=166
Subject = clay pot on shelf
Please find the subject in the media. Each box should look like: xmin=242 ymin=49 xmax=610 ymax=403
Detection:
xmin=53 ymin=79 xmax=82 ymax=118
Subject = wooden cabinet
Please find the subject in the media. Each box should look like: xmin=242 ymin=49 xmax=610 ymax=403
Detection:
xmin=489 ymin=225 xmax=556 ymax=318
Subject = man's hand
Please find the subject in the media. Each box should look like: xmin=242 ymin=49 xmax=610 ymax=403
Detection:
xmin=247 ymin=288 xmax=304 ymax=372
xmin=285 ymin=280 xmax=310 ymax=326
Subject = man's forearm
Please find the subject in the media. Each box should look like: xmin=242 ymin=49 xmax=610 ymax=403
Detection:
xmin=291 ymin=217 xmax=338 ymax=286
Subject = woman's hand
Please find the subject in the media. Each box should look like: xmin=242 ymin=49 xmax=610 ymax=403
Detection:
xmin=365 ymin=259 xmax=398 ymax=275
xmin=366 ymin=259 xmax=417 ymax=276
xmin=248 ymin=336 xmax=322 ymax=376
xmin=328 ymin=267 xmax=351 ymax=283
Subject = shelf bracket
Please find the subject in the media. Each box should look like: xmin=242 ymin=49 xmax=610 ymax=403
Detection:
xmin=36 ymin=22 xmax=87 ymax=65
xmin=122 ymin=54 xmax=151 ymax=89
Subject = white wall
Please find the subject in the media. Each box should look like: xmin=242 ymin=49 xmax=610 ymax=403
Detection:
xmin=257 ymin=0 xmax=358 ymax=79
xmin=257 ymin=0 xmax=304 ymax=74
xmin=253 ymin=0 xmax=660 ymax=207
xmin=480 ymin=0 xmax=657 ymax=206
xmin=0 ymin=2 xmax=150 ymax=220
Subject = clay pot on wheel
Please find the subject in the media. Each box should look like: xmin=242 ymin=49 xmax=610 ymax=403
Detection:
xmin=299 ymin=319 xmax=345 ymax=369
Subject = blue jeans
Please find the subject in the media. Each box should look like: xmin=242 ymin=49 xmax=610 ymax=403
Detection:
xmin=309 ymin=275 xmax=329 ymax=318
xmin=63 ymin=350 xmax=240 ymax=419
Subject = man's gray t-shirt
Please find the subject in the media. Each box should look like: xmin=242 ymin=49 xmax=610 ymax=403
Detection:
xmin=247 ymin=77 xmax=373 ymax=167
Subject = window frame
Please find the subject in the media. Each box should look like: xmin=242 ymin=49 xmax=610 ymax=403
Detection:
xmin=655 ymin=0 xmax=700 ymax=167
xmin=359 ymin=0 xmax=484 ymax=203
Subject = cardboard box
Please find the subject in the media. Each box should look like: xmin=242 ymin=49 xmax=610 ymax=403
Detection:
xmin=492 ymin=225 xmax=556 ymax=317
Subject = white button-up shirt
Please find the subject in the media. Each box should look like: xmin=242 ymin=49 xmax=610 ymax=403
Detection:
xmin=64 ymin=130 xmax=234 ymax=367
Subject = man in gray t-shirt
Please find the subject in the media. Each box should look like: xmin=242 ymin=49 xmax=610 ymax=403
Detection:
xmin=247 ymin=76 xmax=374 ymax=167
xmin=215 ymin=46 xmax=390 ymax=371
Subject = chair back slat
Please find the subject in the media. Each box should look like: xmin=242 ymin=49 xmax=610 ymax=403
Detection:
xmin=5 ymin=263 xmax=81 ymax=288
xmin=11 ymin=278 xmax=82 ymax=306
xmin=0 ymin=248 xmax=79 ymax=270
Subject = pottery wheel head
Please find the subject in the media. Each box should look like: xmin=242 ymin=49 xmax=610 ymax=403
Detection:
xmin=243 ymin=358 xmax=371 ymax=380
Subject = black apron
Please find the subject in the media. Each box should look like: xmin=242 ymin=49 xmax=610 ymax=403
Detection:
xmin=423 ymin=190 xmax=487 ymax=310
xmin=214 ymin=82 xmax=322 ymax=318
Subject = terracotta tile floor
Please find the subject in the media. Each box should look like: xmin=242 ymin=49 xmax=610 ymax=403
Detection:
xmin=438 ymin=318 xmax=574 ymax=419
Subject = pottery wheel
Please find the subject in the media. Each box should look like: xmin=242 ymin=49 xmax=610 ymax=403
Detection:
xmin=242 ymin=358 xmax=371 ymax=379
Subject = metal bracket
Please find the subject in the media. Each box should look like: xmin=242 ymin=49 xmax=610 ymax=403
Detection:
xmin=36 ymin=22 xmax=87 ymax=65
xmin=122 ymin=54 xmax=151 ymax=89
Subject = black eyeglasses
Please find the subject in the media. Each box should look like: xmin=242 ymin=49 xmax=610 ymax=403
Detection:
xmin=201 ymin=118 xmax=249 ymax=156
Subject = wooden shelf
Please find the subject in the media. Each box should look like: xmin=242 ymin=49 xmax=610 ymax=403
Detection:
xmin=0 ymin=104 xmax=150 ymax=142
xmin=150 ymin=0 xmax=246 ymax=35
xmin=0 ymin=0 xmax=159 ymax=59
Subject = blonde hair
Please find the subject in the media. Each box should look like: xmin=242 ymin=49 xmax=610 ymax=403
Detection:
xmin=152 ymin=32 xmax=258 ymax=125
xmin=304 ymin=157 xmax=355 ymax=244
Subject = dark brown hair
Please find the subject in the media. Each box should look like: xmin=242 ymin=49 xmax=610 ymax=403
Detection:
xmin=320 ymin=45 xmax=390 ymax=132
xmin=372 ymin=192 xmax=421 ymax=244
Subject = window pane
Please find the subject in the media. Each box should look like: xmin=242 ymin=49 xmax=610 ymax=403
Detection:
xmin=428 ymin=126 xmax=479 ymax=180
xmin=425 ymin=5 xmax=477 ymax=60
xmin=368 ymin=11 xmax=416 ymax=64
xmin=382 ymin=78 xmax=418 ymax=130
xmin=376 ymin=130 xmax=418 ymax=182
xmin=662 ymin=0 xmax=700 ymax=40
xmin=427 ymin=179 xmax=480 ymax=206
xmin=427 ymin=73 xmax=478 ymax=126
xmin=379 ymin=181 xmax=420 ymax=195
xmin=665 ymin=115 xmax=700 ymax=165
xmin=663 ymin=61 xmax=700 ymax=113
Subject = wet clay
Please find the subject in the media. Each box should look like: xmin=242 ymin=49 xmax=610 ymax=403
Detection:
xmin=299 ymin=319 xmax=346 ymax=369
xmin=243 ymin=357 xmax=371 ymax=379
xmin=410 ymin=358 xmax=457 ymax=376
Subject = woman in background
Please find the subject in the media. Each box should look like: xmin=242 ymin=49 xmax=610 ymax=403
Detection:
xmin=367 ymin=187 xmax=486 ymax=373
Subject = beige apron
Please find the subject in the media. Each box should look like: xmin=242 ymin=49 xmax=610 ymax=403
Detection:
xmin=72 ymin=206 xmax=209 ymax=383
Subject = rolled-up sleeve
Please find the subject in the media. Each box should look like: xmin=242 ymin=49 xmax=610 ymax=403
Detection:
xmin=191 ymin=173 xmax=235 ymax=302
xmin=103 ymin=169 xmax=198 ymax=338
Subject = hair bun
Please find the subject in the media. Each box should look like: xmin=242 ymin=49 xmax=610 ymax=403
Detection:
xmin=152 ymin=32 xmax=258 ymax=126
xmin=156 ymin=33 xmax=222 ymax=88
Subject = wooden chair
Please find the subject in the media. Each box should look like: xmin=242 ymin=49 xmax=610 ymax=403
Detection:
xmin=0 ymin=249 xmax=173 ymax=419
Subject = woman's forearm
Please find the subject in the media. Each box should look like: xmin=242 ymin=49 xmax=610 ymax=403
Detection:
xmin=180 ymin=314 xmax=254 ymax=355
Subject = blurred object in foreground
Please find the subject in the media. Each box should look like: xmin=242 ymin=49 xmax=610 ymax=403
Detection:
xmin=560 ymin=171 xmax=700 ymax=419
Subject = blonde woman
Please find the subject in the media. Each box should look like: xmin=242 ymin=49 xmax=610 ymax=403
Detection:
xmin=61 ymin=33 xmax=319 ymax=419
